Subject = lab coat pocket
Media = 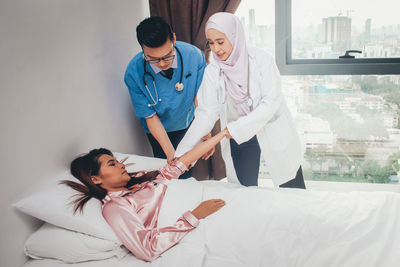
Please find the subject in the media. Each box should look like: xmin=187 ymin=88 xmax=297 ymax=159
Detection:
xmin=264 ymin=114 xmax=295 ymax=152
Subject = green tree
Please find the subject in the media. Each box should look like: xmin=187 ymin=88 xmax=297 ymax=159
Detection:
xmin=361 ymin=160 xmax=392 ymax=183
xmin=335 ymin=157 xmax=350 ymax=176
xmin=360 ymin=76 xmax=378 ymax=94
xmin=354 ymin=76 xmax=400 ymax=107
xmin=388 ymin=152 xmax=400 ymax=172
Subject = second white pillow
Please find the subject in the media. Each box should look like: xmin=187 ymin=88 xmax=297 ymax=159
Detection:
xmin=25 ymin=223 xmax=128 ymax=263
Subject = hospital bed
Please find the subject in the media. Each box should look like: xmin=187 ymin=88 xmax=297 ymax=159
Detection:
xmin=15 ymin=153 xmax=400 ymax=267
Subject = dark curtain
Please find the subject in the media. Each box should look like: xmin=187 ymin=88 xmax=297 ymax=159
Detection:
xmin=148 ymin=0 xmax=242 ymax=180
xmin=149 ymin=0 xmax=241 ymax=58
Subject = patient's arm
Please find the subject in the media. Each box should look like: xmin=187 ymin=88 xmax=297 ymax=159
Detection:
xmin=191 ymin=199 xmax=225 ymax=219
xmin=103 ymin=198 xmax=199 ymax=262
xmin=178 ymin=129 xmax=227 ymax=168
xmin=157 ymin=161 xmax=188 ymax=180
xmin=154 ymin=133 xmax=224 ymax=181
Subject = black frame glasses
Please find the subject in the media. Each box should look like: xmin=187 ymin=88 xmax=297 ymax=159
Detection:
xmin=144 ymin=47 xmax=176 ymax=63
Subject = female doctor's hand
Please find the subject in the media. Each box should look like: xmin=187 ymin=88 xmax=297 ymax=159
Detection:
xmin=224 ymin=127 xmax=232 ymax=139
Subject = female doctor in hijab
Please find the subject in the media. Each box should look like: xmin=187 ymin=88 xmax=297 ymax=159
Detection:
xmin=175 ymin=12 xmax=305 ymax=188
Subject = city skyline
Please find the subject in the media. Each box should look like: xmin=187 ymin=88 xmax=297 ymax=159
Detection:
xmin=236 ymin=0 xmax=399 ymax=28
xmin=237 ymin=5 xmax=400 ymax=59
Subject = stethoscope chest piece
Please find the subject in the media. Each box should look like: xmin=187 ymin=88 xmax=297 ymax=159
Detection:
xmin=175 ymin=82 xmax=184 ymax=91
xmin=147 ymin=98 xmax=162 ymax=107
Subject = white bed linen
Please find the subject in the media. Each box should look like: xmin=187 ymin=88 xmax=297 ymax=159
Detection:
xmin=23 ymin=176 xmax=400 ymax=267
xmin=24 ymin=223 xmax=128 ymax=263
xmin=23 ymin=253 xmax=147 ymax=267
xmin=199 ymin=181 xmax=400 ymax=267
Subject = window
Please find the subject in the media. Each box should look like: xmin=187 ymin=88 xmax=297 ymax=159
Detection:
xmin=282 ymin=74 xmax=400 ymax=184
xmin=276 ymin=0 xmax=400 ymax=75
xmin=236 ymin=1 xmax=400 ymax=185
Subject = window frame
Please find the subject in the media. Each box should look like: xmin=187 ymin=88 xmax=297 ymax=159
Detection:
xmin=275 ymin=0 xmax=400 ymax=75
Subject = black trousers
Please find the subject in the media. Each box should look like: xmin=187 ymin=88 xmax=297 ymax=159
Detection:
xmin=146 ymin=127 xmax=191 ymax=179
xmin=230 ymin=136 xmax=306 ymax=189
xmin=230 ymin=136 xmax=261 ymax=186
xmin=279 ymin=166 xmax=306 ymax=189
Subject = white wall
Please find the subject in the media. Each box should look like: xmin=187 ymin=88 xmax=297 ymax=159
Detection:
xmin=0 ymin=1 xmax=150 ymax=266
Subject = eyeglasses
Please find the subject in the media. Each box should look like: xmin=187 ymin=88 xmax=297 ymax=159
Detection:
xmin=145 ymin=54 xmax=175 ymax=63
xmin=144 ymin=47 xmax=176 ymax=63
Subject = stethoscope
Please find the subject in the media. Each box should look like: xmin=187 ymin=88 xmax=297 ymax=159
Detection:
xmin=142 ymin=46 xmax=184 ymax=107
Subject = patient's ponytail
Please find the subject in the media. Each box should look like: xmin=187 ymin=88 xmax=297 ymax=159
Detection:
xmin=61 ymin=148 xmax=112 ymax=214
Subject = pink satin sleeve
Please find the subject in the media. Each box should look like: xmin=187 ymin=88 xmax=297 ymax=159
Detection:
xmin=102 ymin=198 xmax=198 ymax=262
xmin=157 ymin=161 xmax=188 ymax=180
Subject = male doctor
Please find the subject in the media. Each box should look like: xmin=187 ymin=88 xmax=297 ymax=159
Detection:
xmin=124 ymin=17 xmax=206 ymax=176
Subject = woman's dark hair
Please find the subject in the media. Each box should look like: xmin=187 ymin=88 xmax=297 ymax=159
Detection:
xmin=136 ymin=16 xmax=174 ymax=48
xmin=61 ymin=148 xmax=159 ymax=214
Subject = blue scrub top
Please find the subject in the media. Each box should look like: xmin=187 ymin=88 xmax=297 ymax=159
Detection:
xmin=124 ymin=41 xmax=206 ymax=133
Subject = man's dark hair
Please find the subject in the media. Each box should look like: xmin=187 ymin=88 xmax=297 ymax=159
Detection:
xmin=136 ymin=16 xmax=174 ymax=48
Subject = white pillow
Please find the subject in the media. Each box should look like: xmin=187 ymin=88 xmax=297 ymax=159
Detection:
xmin=13 ymin=152 xmax=167 ymax=243
xmin=25 ymin=223 xmax=128 ymax=263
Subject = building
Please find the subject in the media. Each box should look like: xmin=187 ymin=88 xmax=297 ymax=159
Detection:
xmin=297 ymin=114 xmax=336 ymax=150
xmin=320 ymin=16 xmax=352 ymax=52
xmin=365 ymin=18 xmax=371 ymax=43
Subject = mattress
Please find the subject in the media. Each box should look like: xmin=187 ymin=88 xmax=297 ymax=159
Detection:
xmin=20 ymin=154 xmax=400 ymax=267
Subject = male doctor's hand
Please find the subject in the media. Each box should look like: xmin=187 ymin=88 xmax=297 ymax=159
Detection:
xmin=166 ymin=149 xmax=175 ymax=165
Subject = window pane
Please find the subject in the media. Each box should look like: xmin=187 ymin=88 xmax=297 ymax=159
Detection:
xmin=235 ymin=0 xmax=275 ymax=55
xmin=277 ymin=74 xmax=400 ymax=184
xmin=292 ymin=0 xmax=400 ymax=59
xmin=235 ymin=1 xmax=399 ymax=185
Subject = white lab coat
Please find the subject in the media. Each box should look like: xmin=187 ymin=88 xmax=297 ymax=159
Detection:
xmin=175 ymin=47 xmax=302 ymax=186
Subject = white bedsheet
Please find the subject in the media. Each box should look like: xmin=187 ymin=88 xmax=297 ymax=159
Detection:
xmin=198 ymin=181 xmax=400 ymax=267
xmin=24 ymin=179 xmax=400 ymax=267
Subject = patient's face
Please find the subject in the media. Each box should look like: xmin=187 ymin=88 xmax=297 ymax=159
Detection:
xmin=93 ymin=154 xmax=131 ymax=191
xmin=206 ymin=28 xmax=233 ymax=61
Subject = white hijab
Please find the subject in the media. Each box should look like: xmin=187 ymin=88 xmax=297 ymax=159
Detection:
xmin=205 ymin=12 xmax=250 ymax=116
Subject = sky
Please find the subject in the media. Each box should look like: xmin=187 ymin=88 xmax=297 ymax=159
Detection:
xmin=235 ymin=0 xmax=399 ymax=28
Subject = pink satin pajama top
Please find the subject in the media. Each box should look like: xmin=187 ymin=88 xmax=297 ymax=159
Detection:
xmin=101 ymin=161 xmax=199 ymax=262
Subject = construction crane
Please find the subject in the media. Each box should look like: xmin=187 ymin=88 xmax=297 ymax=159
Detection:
xmin=338 ymin=9 xmax=355 ymax=17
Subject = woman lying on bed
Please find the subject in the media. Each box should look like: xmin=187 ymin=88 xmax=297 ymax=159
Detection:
xmin=62 ymin=129 xmax=228 ymax=262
